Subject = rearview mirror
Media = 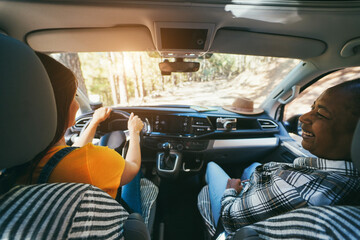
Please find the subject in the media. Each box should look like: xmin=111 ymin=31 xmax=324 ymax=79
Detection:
xmin=159 ymin=58 xmax=200 ymax=75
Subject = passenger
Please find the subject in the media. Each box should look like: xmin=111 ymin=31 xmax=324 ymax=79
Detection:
xmin=198 ymin=79 xmax=360 ymax=237
xmin=29 ymin=52 xmax=146 ymax=214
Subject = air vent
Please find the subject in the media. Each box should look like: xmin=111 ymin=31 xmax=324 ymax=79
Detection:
xmin=74 ymin=117 xmax=92 ymax=128
xmin=258 ymin=119 xmax=278 ymax=129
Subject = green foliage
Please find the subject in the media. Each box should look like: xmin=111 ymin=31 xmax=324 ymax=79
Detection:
xmin=78 ymin=53 xmax=113 ymax=106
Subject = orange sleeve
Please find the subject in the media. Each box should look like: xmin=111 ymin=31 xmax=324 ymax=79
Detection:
xmin=85 ymin=144 xmax=126 ymax=198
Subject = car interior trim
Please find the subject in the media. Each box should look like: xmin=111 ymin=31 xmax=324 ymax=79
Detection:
xmin=212 ymin=137 xmax=278 ymax=149
xmin=280 ymin=141 xmax=309 ymax=158
xmin=157 ymin=152 xmax=179 ymax=172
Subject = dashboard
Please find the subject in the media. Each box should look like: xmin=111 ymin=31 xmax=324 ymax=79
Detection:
xmin=69 ymin=105 xmax=281 ymax=175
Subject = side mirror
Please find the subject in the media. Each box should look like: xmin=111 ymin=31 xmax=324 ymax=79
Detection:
xmin=159 ymin=58 xmax=200 ymax=75
xmin=283 ymin=114 xmax=302 ymax=135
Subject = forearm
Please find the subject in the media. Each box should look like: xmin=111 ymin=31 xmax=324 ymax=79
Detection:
xmin=221 ymin=189 xmax=244 ymax=233
xmin=221 ymin=188 xmax=269 ymax=233
xmin=221 ymin=183 xmax=307 ymax=234
xmin=73 ymin=121 xmax=98 ymax=147
xmin=124 ymin=132 xmax=141 ymax=171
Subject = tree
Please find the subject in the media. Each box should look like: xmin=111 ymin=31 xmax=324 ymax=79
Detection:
xmin=132 ymin=52 xmax=141 ymax=99
xmin=107 ymin=52 xmax=120 ymax=105
xmin=58 ymin=53 xmax=88 ymax=97
xmin=139 ymin=54 xmax=146 ymax=97
xmin=118 ymin=52 xmax=128 ymax=104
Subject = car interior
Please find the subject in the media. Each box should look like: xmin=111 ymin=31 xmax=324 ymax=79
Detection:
xmin=1 ymin=0 xmax=360 ymax=240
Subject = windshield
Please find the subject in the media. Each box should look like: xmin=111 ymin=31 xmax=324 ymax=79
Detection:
xmin=52 ymin=52 xmax=299 ymax=108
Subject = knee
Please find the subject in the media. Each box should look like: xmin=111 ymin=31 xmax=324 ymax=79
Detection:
xmin=206 ymin=162 xmax=222 ymax=183
xmin=206 ymin=162 xmax=216 ymax=176
xmin=207 ymin=161 xmax=219 ymax=171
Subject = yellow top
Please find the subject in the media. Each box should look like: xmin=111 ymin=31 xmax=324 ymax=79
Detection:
xmin=33 ymin=143 xmax=125 ymax=198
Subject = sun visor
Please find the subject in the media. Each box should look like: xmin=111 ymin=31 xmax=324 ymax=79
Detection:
xmin=210 ymin=29 xmax=326 ymax=59
xmin=27 ymin=26 xmax=156 ymax=52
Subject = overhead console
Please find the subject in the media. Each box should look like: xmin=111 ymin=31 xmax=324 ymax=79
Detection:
xmin=154 ymin=22 xmax=215 ymax=58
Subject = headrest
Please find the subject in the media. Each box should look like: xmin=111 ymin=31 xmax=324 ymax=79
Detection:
xmin=352 ymin=120 xmax=360 ymax=170
xmin=0 ymin=35 xmax=56 ymax=169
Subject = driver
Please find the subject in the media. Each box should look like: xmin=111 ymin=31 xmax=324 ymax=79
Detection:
xmin=28 ymin=52 xmax=144 ymax=204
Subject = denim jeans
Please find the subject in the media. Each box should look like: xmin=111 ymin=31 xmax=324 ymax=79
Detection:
xmin=121 ymin=170 xmax=142 ymax=214
xmin=205 ymin=161 xmax=261 ymax=227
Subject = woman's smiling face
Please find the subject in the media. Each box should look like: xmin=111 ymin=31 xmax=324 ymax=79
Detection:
xmin=299 ymin=88 xmax=358 ymax=160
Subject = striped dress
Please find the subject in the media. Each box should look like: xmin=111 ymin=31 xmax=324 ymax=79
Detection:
xmin=0 ymin=183 xmax=129 ymax=239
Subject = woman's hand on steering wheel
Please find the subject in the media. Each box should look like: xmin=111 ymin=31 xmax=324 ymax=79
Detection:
xmin=92 ymin=107 xmax=112 ymax=125
xmin=127 ymin=112 xmax=144 ymax=136
xmin=74 ymin=107 xmax=112 ymax=147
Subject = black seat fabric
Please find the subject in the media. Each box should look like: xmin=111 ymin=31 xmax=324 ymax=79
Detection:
xmin=0 ymin=34 xmax=56 ymax=169
xmin=351 ymin=120 xmax=360 ymax=170
xmin=0 ymin=183 xmax=129 ymax=239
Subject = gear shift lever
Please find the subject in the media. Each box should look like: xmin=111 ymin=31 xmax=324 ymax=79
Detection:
xmin=162 ymin=142 xmax=172 ymax=167
xmin=157 ymin=142 xmax=182 ymax=178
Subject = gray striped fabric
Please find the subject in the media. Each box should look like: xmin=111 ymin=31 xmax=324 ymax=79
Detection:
xmin=0 ymin=183 xmax=128 ymax=240
xmin=247 ymin=205 xmax=360 ymax=240
xmin=197 ymin=185 xmax=216 ymax=236
xmin=140 ymin=178 xmax=158 ymax=228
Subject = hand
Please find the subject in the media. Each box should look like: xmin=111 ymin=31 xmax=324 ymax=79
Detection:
xmin=92 ymin=107 xmax=112 ymax=125
xmin=226 ymin=178 xmax=243 ymax=194
xmin=128 ymin=112 xmax=144 ymax=135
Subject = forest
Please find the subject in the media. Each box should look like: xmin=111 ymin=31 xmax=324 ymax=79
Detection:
xmin=53 ymin=52 xmax=299 ymax=107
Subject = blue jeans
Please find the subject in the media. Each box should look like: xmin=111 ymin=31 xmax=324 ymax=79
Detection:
xmin=206 ymin=161 xmax=261 ymax=227
xmin=121 ymin=171 xmax=142 ymax=214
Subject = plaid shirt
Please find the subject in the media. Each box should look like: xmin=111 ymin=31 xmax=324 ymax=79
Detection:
xmin=221 ymin=157 xmax=360 ymax=234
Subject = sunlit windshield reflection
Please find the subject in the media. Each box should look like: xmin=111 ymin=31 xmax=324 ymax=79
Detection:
xmin=52 ymin=52 xmax=299 ymax=108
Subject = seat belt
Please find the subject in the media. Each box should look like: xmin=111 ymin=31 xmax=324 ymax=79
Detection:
xmin=37 ymin=147 xmax=78 ymax=184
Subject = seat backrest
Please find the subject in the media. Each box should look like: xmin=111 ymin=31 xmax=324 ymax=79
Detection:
xmin=351 ymin=119 xmax=360 ymax=170
xmin=0 ymin=34 xmax=56 ymax=169
xmin=0 ymin=34 xmax=151 ymax=240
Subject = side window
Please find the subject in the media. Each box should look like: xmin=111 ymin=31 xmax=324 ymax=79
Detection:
xmin=284 ymin=66 xmax=360 ymax=141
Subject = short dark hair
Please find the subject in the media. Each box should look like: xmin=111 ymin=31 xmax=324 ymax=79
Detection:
xmin=329 ymin=78 xmax=360 ymax=117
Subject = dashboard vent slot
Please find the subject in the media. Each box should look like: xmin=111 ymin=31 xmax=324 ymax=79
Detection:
xmin=258 ymin=119 xmax=278 ymax=129
xmin=74 ymin=117 xmax=92 ymax=128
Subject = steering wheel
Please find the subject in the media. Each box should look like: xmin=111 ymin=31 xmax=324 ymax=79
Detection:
xmin=80 ymin=109 xmax=150 ymax=154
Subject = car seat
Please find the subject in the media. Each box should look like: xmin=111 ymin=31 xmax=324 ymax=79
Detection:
xmin=0 ymin=34 xmax=150 ymax=240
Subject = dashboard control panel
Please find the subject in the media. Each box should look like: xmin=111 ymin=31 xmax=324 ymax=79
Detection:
xmin=144 ymin=138 xmax=209 ymax=151
xmin=153 ymin=115 xmax=213 ymax=136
